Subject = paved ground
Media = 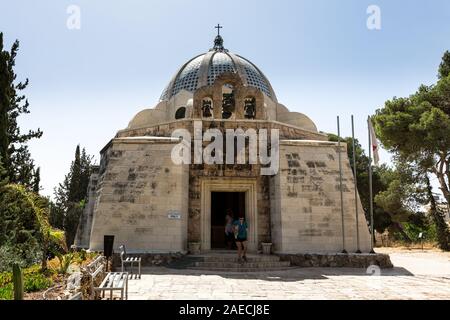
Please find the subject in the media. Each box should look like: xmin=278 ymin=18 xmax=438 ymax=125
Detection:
xmin=126 ymin=248 xmax=450 ymax=300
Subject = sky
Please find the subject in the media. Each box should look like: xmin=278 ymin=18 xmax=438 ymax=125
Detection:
xmin=1 ymin=0 xmax=450 ymax=198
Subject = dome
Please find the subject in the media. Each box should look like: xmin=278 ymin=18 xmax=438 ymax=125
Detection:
xmin=160 ymin=34 xmax=277 ymax=102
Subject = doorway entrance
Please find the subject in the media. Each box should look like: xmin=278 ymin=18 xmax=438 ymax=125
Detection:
xmin=210 ymin=192 xmax=245 ymax=249
xmin=200 ymin=178 xmax=257 ymax=252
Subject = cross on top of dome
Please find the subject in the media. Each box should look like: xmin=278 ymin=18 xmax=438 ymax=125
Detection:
xmin=215 ymin=24 xmax=222 ymax=36
xmin=212 ymin=24 xmax=226 ymax=52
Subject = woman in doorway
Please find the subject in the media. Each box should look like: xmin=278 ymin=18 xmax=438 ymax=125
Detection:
xmin=224 ymin=210 xmax=235 ymax=250
xmin=233 ymin=215 xmax=248 ymax=263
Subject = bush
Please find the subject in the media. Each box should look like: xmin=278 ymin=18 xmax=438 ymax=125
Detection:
xmin=0 ymin=184 xmax=66 ymax=272
xmin=404 ymin=213 xmax=438 ymax=243
xmin=0 ymin=264 xmax=53 ymax=300
xmin=54 ymin=252 xmax=75 ymax=274
xmin=24 ymin=272 xmax=52 ymax=292
xmin=0 ymin=185 xmax=42 ymax=245
xmin=0 ymin=243 xmax=41 ymax=272
xmin=0 ymin=282 xmax=13 ymax=300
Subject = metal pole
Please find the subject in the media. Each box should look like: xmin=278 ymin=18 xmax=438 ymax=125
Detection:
xmin=337 ymin=116 xmax=347 ymax=254
xmin=351 ymin=115 xmax=361 ymax=253
xmin=367 ymin=117 xmax=375 ymax=254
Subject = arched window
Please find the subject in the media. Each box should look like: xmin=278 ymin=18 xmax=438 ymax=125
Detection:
xmin=175 ymin=106 xmax=186 ymax=119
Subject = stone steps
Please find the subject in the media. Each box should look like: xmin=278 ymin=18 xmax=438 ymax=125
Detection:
xmin=194 ymin=261 xmax=291 ymax=268
xmin=185 ymin=253 xmax=293 ymax=272
xmin=191 ymin=266 xmax=294 ymax=272
xmin=198 ymin=256 xmax=281 ymax=263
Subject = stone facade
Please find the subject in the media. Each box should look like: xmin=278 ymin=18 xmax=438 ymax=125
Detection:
xmin=271 ymin=140 xmax=371 ymax=253
xmin=88 ymin=137 xmax=189 ymax=252
xmin=77 ymin=37 xmax=373 ymax=255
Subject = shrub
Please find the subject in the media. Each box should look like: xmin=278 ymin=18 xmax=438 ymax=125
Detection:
xmin=0 ymin=243 xmax=41 ymax=272
xmin=0 ymin=184 xmax=67 ymax=272
xmin=0 ymin=283 xmax=13 ymax=300
xmin=54 ymin=252 xmax=75 ymax=274
xmin=0 ymin=264 xmax=53 ymax=300
xmin=24 ymin=272 xmax=52 ymax=292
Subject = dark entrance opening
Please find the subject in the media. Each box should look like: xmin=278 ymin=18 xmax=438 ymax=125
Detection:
xmin=211 ymin=192 xmax=245 ymax=249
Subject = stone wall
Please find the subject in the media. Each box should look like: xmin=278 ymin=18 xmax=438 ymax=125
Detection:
xmin=84 ymin=119 xmax=371 ymax=254
xmin=116 ymin=119 xmax=328 ymax=142
xmin=112 ymin=252 xmax=185 ymax=268
xmin=74 ymin=167 xmax=99 ymax=249
xmin=270 ymin=140 xmax=372 ymax=253
xmin=88 ymin=137 xmax=189 ymax=252
xmin=279 ymin=253 xmax=393 ymax=268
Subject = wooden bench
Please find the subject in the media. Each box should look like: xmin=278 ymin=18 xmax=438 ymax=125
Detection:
xmin=95 ymin=272 xmax=128 ymax=300
xmin=85 ymin=255 xmax=128 ymax=300
xmin=119 ymin=245 xmax=141 ymax=279
xmin=85 ymin=255 xmax=106 ymax=300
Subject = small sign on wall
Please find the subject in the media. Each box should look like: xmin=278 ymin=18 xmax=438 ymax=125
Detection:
xmin=168 ymin=211 xmax=182 ymax=220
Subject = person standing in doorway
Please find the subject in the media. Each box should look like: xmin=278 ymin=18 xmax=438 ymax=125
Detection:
xmin=233 ymin=215 xmax=248 ymax=263
xmin=224 ymin=210 xmax=235 ymax=250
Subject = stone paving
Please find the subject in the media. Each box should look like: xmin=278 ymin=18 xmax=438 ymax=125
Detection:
xmin=126 ymin=249 xmax=450 ymax=300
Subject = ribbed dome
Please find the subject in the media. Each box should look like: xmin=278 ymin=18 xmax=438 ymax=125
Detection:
xmin=160 ymin=35 xmax=277 ymax=102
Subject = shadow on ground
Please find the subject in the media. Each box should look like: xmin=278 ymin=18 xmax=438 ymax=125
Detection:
xmin=129 ymin=265 xmax=414 ymax=282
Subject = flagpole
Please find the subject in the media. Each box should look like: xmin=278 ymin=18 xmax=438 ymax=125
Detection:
xmin=337 ymin=116 xmax=347 ymax=254
xmin=367 ymin=116 xmax=375 ymax=254
xmin=351 ymin=115 xmax=361 ymax=253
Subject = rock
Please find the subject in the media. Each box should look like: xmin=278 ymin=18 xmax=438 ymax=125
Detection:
xmin=66 ymin=272 xmax=82 ymax=291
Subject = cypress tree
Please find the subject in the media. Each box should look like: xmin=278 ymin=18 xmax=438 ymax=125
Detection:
xmin=51 ymin=145 xmax=93 ymax=247
xmin=32 ymin=167 xmax=40 ymax=193
xmin=0 ymin=32 xmax=42 ymax=189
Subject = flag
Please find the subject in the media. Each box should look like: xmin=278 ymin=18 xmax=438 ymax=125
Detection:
xmin=368 ymin=117 xmax=379 ymax=165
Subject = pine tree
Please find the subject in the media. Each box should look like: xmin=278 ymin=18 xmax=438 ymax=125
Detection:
xmin=0 ymin=32 xmax=42 ymax=188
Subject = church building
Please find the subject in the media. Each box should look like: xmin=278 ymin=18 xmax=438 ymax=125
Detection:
xmin=75 ymin=28 xmax=371 ymax=254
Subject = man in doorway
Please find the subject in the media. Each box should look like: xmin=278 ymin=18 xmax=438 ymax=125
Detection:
xmin=233 ymin=215 xmax=248 ymax=263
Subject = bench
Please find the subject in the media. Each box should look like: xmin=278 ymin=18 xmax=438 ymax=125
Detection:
xmin=85 ymin=255 xmax=128 ymax=300
xmin=95 ymin=272 xmax=128 ymax=300
xmin=119 ymin=245 xmax=141 ymax=279
xmin=85 ymin=255 xmax=106 ymax=300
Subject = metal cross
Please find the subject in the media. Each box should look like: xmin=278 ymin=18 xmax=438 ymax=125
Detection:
xmin=215 ymin=24 xmax=222 ymax=36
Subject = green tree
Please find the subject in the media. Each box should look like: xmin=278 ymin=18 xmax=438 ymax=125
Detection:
xmin=0 ymin=156 xmax=8 ymax=189
xmin=32 ymin=167 xmax=40 ymax=193
xmin=373 ymin=51 xmax=450 ymax=249
xmin=0 ymin=32 xmax=42 ymax=189
xmin=438 ymin=50 xmax=450 ymax=79
xmin=51 ymin=145 xmax=93 ymax=247
xmin=68 ymin=145 xmax=82 ymax=203
xmin=0 ymin=184 xmax=65 ymax=271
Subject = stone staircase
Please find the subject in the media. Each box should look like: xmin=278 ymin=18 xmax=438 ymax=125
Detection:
xmin=185 ymin=252 xmax=292 ymax=272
